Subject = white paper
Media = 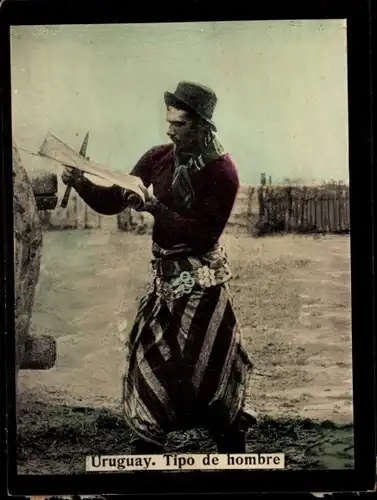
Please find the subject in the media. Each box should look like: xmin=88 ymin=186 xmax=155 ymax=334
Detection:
xmin=38 ymin=132 xmax=145 ymax=200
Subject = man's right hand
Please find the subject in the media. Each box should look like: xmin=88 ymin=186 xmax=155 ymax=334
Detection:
xmin=61 ymin=166 xmax=83 ymax=187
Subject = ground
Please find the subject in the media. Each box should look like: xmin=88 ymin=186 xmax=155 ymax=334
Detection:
xmin=17 ymin=225 xmax=354 ymax=473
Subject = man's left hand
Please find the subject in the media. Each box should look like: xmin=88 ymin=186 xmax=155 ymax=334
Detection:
xmin=138 ymin=183 xmax=159 ymax=214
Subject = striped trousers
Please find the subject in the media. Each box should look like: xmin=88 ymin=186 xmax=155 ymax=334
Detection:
xmin=122 ymin=282 xmax=253 ymax=447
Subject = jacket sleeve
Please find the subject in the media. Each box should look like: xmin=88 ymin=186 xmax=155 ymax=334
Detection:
xmin=152 ymin=158 xmax=239 ymax=252
xmin=72 ymin=147 xmax=157 ymax=215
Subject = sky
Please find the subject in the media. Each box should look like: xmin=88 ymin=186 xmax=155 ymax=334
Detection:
xmin=10 ymin=20 xmax=349 ymax=185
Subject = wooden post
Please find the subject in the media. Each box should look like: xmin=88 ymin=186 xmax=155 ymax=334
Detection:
xmin=333 ymin=190 xmax=339 ymax=232
xmin=326 ymin=193 xmax=333 ymax=233
xmin=74 ymin=196 xmax=78 ymax=229
xmin=340 ymin=190 xmax=344 ymax=231
xmin=84 ymin=203 xmax=89 ymax=229
xmin=314 ymin=191 xmax=321 ymax=231
xmin=286 ymin=187 xmax=293 ymax=232
xmin=310 ymin=195 xmax=316 ymax=230
xmin=328 ymin=194 xmax=333 ymax=232
xmin=307 ymin=192 xmax=312 ymax=230
xmin=257 ymin=186 xmax=265 ymax=226
xmin=345 ymin=190 xmax=350 ymax=230
xmin=247 ymin=187 xmax=254 ymax=232
xmin=319 ymin=194 xmax=324 ymax=232
xmin=300 ymin=188 xmax=306 ymax=231
xmin=322 ymin=194 xmax=328 ymax=232
xmin=20 ymin=335 xmax=56 ymax=370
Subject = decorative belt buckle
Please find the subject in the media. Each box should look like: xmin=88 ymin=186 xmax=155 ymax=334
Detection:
xmin=171 ymin=270 xmax=195 ymax=295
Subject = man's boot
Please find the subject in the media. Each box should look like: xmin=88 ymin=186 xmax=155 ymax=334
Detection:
xmin=215 ymin=428 xmax=246 ymax=454
xmin=132 ymin=438 xmax=165 ymax=454
xmin=212 ymin=408 xmax=258 ymax=453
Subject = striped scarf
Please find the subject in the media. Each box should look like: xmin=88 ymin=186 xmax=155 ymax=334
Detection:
xmin=171 ymin=133 xmax=225 ymax=210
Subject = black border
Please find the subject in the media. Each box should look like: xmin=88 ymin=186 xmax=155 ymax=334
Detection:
xmin=1 ymin=0 xmax=375 ymax=495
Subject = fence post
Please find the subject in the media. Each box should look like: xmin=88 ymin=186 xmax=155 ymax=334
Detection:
xmin=247 ymin=187 xmax=254 ymax=232
xmin=327 ymin=194 xmax=333 ymax=232
xmin=257 ymin=186 xmax=265 ymax=227
xmin=345 ymin=190 xmax=350 ymax=230
xmin=249 ymin=181 xmax=349 ymax=236
xmin=84 ymin=203 xmax=88 ymax=229
xmin=286 ymin=187 xmax=293 ymax=232
xmin=74 ymin=196 xmax=78 ymax=229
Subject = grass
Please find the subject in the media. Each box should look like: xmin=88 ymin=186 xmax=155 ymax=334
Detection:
xmin=17 ymin=399 xmax=354 ymax=474
xmin=18 ymin=229 xmax=354 ymax=474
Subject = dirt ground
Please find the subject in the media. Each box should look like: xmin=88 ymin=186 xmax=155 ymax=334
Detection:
xmin=17 ymin=226 xmax=354 ymax=473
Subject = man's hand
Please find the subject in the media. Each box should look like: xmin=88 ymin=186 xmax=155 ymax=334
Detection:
xmin=138 ymin=183 xmax=159 ymax=214
xmin=61 ymin=166 xmax=84 ymax=188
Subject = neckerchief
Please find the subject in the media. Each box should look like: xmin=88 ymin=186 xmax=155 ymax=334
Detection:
xmin=171 ymin=133 xmax=225 ymax=210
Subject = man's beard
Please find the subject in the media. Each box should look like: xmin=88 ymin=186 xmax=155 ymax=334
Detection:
xmin=173 ymin=137 xmax=205 ymax=162
xmin=172 ymin=140 xmax=192 ymax=163
xmin=173 ymin=147 xmax=190 ymax=165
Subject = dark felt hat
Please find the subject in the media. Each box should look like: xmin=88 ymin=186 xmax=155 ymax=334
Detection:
xmin=164 ymin=81 xmax=217 ymax=131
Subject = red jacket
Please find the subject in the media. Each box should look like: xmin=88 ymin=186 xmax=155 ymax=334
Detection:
xmin=75 ymin=144 xmax=239 ymax=254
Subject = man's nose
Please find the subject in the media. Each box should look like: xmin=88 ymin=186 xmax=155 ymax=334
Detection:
xmin=167 ymin=124 xmax=176 ymax=137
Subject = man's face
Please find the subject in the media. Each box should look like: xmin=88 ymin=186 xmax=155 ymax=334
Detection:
xmin=166 ymin=106 xmax=197 ymax=153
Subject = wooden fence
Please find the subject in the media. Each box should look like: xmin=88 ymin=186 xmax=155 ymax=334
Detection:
xmin=39 ymin=183 xmax=350 ymax=236
xmin=250 ymin=184 xmax=350 ymax=235
xmin=219 ymin=182 xmax=350 ymax=235
xmin=39 ymin=195 xmax=102 ymax=230
xmin=227 ymin=186 xmax=256 ymax=229
xmin=116 ymin=207 xmax=153 ymax=234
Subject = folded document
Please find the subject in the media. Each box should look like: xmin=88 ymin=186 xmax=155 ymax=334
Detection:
xmin=38 ymin=132 xmax=145 ymax=201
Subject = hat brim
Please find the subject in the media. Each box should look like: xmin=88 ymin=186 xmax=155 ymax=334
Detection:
xmin=164 ymin=91 xmax=217 ymax=132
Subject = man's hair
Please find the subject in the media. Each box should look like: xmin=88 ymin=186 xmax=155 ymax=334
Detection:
xmin=168 ymin=104 xmax=215 ymax=132
xmin=191 ymin=114 xmax=215 ymax=133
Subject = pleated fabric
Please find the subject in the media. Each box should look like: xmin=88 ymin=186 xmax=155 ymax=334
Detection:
xmin=122 ymin=283 xmax=253 ymax=446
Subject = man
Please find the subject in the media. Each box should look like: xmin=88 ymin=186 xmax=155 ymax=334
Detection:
xmin=62 ymin=81 xmax=256 ymax=454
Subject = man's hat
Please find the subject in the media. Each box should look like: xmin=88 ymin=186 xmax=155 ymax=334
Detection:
xmin=164 ymin=81 xmax=217 ymax=131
